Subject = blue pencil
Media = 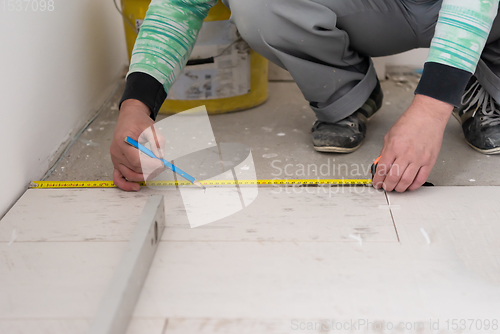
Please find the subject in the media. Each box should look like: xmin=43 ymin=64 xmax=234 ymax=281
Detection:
xmin=124 ymin=136 xmax=205 ymax=190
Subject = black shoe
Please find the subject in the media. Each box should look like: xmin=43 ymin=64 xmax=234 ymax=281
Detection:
xmin=311 ymin=80 xmax=383 ymax=153
xmin=453 ymin=78 xmax=500 ymax=154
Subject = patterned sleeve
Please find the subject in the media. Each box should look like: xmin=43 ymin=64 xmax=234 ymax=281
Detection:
xmin=129 ymin=0 xmax=216 ymax=92
xmin=416 ymin=0 xmax=500 ymax=106
xmin=428 ymin=0 xmax=500 ymax=73
xmin=120 ymin=0 xmax=216 ymax=119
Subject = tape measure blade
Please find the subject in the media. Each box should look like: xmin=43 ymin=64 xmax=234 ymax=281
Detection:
xmin=30 ymin=179 xmax=372 ymax=189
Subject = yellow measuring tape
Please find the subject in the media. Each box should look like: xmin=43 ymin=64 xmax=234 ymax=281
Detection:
xmin=30 ymin=179 xmax=372 ymax=189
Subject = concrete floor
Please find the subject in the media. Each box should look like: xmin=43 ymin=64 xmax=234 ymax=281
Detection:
xmin=46 ymin=72 xmax=500 ymax=186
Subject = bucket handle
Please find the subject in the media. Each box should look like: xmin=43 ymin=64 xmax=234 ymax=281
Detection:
xmin=113 ymin=0 xmax=139 ymax=34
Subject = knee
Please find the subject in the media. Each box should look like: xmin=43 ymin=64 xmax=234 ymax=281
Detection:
xmin=225 ymin=0 xmax=275 ymax=43
xmin=223 ymin=0 xmax=286 ymax=65
xmin=226 ymin=0 xmax=338 ymax=46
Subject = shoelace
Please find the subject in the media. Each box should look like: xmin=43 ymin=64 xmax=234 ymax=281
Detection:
xmin=462 ymin=81 xmax=500 ymax=126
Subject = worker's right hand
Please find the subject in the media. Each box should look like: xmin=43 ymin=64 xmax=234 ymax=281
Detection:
xmin=372 ymin=94 xmax=451 ymax=192
xmin=110 ymin=99 xmax=165 ymax=191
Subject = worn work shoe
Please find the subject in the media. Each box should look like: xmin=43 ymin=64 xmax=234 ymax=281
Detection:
xmin=453 ymin=78 xmax=500 ymax=154
xmin=311 ymin=80 xmax=383 ymax=153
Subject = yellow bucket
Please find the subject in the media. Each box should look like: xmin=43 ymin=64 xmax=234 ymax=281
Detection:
xmin=120 ymin=0 xmax=268 ymax=115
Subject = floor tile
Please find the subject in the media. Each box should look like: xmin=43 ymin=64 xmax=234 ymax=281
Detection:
xmin=0 ymin=242 xmax=125 ymax=317
xmin=2 ymin=240 xmax=499 ymax=324
xmin=388 ymin=186 xmax=500 ymax=283
xmin=0 ymin=187 xmax=395 ymax=243
xmin=0 ymin=319 xmax=90 ymax=334
xmin=135 ymin=241 xmax=500 ymax=321
xmin=0 ymin=318 xmax=166 ymax=334
xmin=163 ymin=319 xmax=330 ymax=334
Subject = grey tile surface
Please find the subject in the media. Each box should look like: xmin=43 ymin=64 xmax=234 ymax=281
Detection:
xmin=3 ymin=187 xmax=499 ymax=326
xmin=46 ymin=76 xmax=500 ymax=185
xmin=0 ymin=187 xmax=395 ymax=243
xmin=388 ymin=186 xmax=500 ymax=282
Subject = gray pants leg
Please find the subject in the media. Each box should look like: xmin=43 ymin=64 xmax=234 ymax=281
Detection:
xmin=222 ymin=0 xmax=439 ymax=123
xmin=222 ymin=0 xmax=500 ymax=122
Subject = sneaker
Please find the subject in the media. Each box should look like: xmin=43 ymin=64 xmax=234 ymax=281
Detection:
xmin=453 ymin=78 xmax=500 ymax=154
xmin=311 ymin=80 xmax=383 ymax=153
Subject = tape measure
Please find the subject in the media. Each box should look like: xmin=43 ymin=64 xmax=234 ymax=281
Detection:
xmin=30 ymin=179 xmax=373 ymax=189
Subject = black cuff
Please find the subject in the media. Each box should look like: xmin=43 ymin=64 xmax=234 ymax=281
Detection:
xmin=119 ymin=72 xmax=167 ymax=121
xmin=415 ymin=62 xmax=472 ymax=107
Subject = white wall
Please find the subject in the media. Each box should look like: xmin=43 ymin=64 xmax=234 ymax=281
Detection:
xmin=0 ymin=0 xmax=128 ymax=217
xmin=372 ymin=49 xmax=429 ymax=80
xmin=382 ymin=48 xmax=430 ymax=68
xmin=270 ymin=48 xmax=430 ymax=81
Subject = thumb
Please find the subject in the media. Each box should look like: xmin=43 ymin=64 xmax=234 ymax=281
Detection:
xmin=139 ymin=125 xmax=165 ymax=159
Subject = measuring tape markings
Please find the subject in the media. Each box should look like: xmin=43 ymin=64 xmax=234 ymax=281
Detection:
xmin=30 ymin=179 xmax=373 ymax=189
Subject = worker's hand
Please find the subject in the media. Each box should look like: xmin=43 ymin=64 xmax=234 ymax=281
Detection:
xmin=373 ymin=94 xmax=453 ymax=192
xmin=110 ymin=99 xmax=165 ymax=191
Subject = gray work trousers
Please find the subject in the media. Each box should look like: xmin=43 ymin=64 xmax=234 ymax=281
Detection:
xmin=222 ymin=0 xmax=500 ymax=123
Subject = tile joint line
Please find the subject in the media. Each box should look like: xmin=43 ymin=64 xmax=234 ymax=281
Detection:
xmin=385 ymin=191 xmax=400 ymax=243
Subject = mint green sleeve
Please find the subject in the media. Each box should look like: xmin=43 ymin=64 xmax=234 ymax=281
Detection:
xmin=428 ymin=0 xmax=500 ymax=73
xmin=128 ymin=0 xmax=217 ymax=94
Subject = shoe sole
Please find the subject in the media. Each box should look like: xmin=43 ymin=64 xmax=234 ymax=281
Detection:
xmin=313 ymin=143 xmax=363 ymax=153
xmin=466 ymin=142 xmax=500 ymax=154
xmin=452 ymin=110 xmax=500 ymax=155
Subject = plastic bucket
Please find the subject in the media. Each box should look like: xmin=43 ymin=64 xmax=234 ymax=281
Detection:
xmin=119 ymin=0 xmax=268 ymax=114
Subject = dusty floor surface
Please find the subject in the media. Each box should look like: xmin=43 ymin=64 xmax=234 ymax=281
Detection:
xmin=46 ymin=71 xmax=500 ymax=186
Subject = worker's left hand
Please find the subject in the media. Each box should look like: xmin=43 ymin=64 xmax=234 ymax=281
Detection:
xmin=373 ymin=94 xmax=453 ymax=192
xmin=110 ymin=99 xmax=166 ymax=191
